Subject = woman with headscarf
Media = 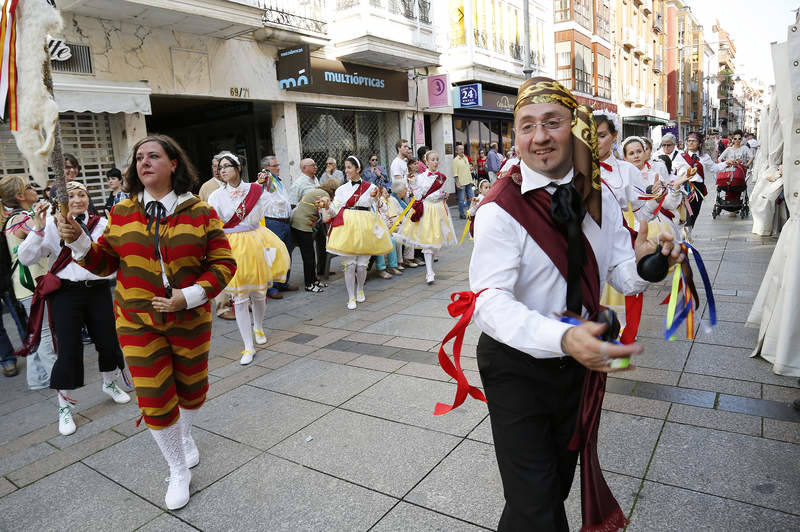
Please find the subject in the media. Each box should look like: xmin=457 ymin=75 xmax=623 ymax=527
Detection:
xmin=18 ymin=181 xmax=129 ymax=436
xmin=207 ymin=153 xmax=289 ymax=365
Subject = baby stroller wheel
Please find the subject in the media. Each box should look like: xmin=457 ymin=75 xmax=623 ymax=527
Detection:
xmin=712 ymin=206 xmax=719 ymax=219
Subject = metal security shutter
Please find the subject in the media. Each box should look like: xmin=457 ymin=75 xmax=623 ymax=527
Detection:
xmin=298 ymin=106 xmax=399 ymax=176
xmin=0 ymin=112 xmax=115 ymax=208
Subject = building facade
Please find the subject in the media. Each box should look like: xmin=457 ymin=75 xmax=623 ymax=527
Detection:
xmin=552 ymin=0 xmax=617 ymax=119
xmin=613 ymin=0 xmax=670 ymax=137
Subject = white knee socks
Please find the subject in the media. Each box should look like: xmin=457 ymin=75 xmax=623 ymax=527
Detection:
xmin=234 ymin=296 xmax=254 ymax=352
xmin=344 ymin=262 xmax=356 ymax=301
xmin=356 ymin=265 xmax=367 ymax=293
xmin=251 ymin=293 xmax=266 ymax=333
xmin=178 ymin=407 xmax=199 ymax=468
xmin=423 ymin=250 xmax=435 ymax=277
xmin=150 ymin=424 xmax=191 ymax=510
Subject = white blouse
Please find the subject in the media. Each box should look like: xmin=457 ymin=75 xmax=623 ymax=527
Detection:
xmin=600 ymin=155 xmax=648 ymax=211
xmin=410 ymin=171 xmax=447 ymax=202
xmin=18 ymin=214 xmax=115 ymax=282
xmin=331 ymin=180 xmax=378 ymax=214
xmin=208 ymin=181 xmax=269 ymax=229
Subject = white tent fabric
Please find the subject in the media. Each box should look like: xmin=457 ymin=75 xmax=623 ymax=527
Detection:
xmin=52 ymin=75 xmax=151 ymax=115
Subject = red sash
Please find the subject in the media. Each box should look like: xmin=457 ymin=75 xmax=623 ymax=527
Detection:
xmin=329 ymin=181 xmax=373 ymax=228
xmin=14 ymin=215 xmax=101 ymax=357
xmin=222 ymin=184 xmax=262 ymax=229
xmin=682 ymin=153 xmax=704 ymax=180
xmin=410 ymin=172 xmax=447 ymax=222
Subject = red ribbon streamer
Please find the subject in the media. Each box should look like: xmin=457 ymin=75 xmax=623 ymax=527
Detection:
xmin=433 ymin=290 xmax=487 ymax=415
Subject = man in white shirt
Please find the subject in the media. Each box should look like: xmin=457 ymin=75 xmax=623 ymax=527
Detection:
xmin=466 ymin=77 xmax=682 ymax=531
xmin=654 ymin=133 xmax=679 ymax=172
xmin=289 ymin=158 xmax=320 ymax=207
xmin=390 ymin=138 xmax=411 ymax=180
xmin=258 ymin=155 xmax=298 ymax=298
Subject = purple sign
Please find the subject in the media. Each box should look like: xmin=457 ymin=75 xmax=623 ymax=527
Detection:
xmin=427 ymin=74 xmax=449 ymax=107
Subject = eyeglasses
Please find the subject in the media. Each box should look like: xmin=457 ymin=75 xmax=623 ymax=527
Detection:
xmin=326 ymin=162 xmax=335 ymax=165
xmin=370 ymin=158 xmax=377 ymax=162
xmin=518 ymin=116 xmax=570 ymax=134
xmin=64 ymin=165 xmax=77 ymax=170
xmin=732 ymin=137 xmax=742 ymax=141
xmin=218 ymin=164 xmax=235 ymax=170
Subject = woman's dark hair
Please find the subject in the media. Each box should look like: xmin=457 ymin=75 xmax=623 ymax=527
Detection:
xmin=732 ymin=129 xmax=744 ymax=138
xmin=124 ymin=134 xmax=198 ymax=196
xmin=218 ymin=154 xmax=241 ymax=170
xmin=106 ymin=167 xmax=122 ymax=179
xmin=407 ymin=157 xmax=419 ymax=168
xmin=416 ymin=145 xmax=429 ymax=160
xmin=687 ymin=131 xmax=704 ymax=153
xmin=344 ymin=155 xmax=363 ymax=173
xmin=594 ymin=115 xmax=617 ymax=135
xmin=64 ymin=153 xmax=80 ymax=170
xmin=658 ymin=154 xmax=672 ymax=174
xmin=641 ymin=137 xmax=653 ymax=150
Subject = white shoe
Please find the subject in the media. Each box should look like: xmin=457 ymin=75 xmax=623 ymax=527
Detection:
xmin=356 ymin=290 xmax=366 ymax=303
xmin=165 ymin=466 xmax=192 ymax=510
xmin=347 ymin=298 xmax=357 ymax=310
xmin=240 ymin=349 xmax=255 ymax=365
xmin=426 ymin=273 xmax=435 ymax=285
xmin=253 ymin=329 xmax=267 ymax=345
xmin=102 ymin=381 xmax=131 ymax=404
xmin=58 ymin=405 xmax=76 ymax=436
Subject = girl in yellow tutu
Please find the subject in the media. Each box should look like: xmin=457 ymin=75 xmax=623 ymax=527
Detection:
xmin=207 ymin=154 xmax=289 ymax=364
xmin=396 ymin=150 xmax=457 ymax=284
xmin=319 ymin=155 xmax=393 ymax=310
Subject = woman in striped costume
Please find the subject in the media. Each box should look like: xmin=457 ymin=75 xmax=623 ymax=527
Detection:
xmin=57 ymin=135 xmax=236 ymax=511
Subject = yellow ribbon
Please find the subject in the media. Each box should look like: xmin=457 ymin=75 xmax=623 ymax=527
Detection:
xmin=388 ymin=198 xmax=416 ymax=234
xmin=665 ymin=265 xmax=682 ymax=341
xmin=459 ymin=216 xmax=472 ymax=245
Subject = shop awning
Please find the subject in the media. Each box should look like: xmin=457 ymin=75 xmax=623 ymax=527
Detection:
xmin=53 ymin=76 xmax=152 ymax=115
xmin=623 ymin=114 xmax=669 ymax=125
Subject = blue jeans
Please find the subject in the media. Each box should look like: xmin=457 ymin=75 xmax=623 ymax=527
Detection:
xmin=0 ymin=298 xmax=15 ymax=367
xmin=375 ymin=238 xmax=399 ymax=270
xmin=264 ymin=218 xmax=292 ymax=293
xmin=457 ymin=184 xmax=474 ymax=217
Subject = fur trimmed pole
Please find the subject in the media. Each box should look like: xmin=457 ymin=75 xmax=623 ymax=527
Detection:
xmin=41 ymin=50 xmax=66 ymax=214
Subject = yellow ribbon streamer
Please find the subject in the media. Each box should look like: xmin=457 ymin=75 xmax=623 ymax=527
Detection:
xmin=388 ymin=198 xmax=416 ymax=234
xmin=459 ymin=216 xmax=472 ymax=245
xmin=665 ymin=265 xmax=682 ymax=341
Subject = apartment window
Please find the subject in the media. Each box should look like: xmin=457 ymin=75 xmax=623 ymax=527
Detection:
xmin=449 ymin=0 xmax=466 ymax=47
xmin=555 ymin=40 xmax=572 ymax=89
xmin=554 ymin=0 xmax=570 ymax=22
xmin=574 ymin=42 xmax=593 ymax=94
xmin=596 ymin=53 xmax=611 ymax=99
xmin=574 ymin=0 xmax=592 ymax=30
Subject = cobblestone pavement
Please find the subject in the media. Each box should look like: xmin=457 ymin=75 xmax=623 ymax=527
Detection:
xmin=0 ymin=194 xmax=798 ymax=531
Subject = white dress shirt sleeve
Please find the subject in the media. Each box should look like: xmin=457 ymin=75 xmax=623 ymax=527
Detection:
xmin=66 ymin=230 xmax=92 ymax=261
xmin=182 ymin=284 xmax=208 ymax=309
xmin=470 ymin=204 xmax=572 ymax=358
xmin=604 ymin=200 xmax=650 ymax=296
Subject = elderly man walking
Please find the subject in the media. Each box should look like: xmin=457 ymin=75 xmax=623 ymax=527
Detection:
xmin=486 ymin=142 xmax=502 ymax=183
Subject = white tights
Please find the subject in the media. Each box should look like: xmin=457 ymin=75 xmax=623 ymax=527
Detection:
xmin=343 ymin=255 xmax=369 ymax=302
xmin=233 ymin=292 xmax=267 ymax=352
xmin=423 ymin=249 xmax=434 ymax=277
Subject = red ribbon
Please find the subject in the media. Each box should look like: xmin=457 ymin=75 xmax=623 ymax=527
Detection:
xmin=599 ymin=161 xmax=612 ymax=171
xmin=619 ymin=294 xmax=643 ymax=344
xmin=434 ymin=290 xmax=488 ymax=415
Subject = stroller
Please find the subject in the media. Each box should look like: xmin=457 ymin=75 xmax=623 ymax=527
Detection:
xmin=712 ymin=163 xmax=749 ymax=219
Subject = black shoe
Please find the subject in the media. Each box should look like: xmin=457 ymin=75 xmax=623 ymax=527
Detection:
xmin=459 ymin=214 xmax=467 ymax=220
xmin=81 ymin=327 xmax=92 ymax=345
xmin=305 ymin=283 xmax=324 ymax=293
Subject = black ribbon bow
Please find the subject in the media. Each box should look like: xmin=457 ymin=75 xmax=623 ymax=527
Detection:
xmin=550 ymin=182 xmax=586 ymax=315
xmin=351 ymin=180 xmax=362 ymax=186
xmin=145 ymin=201 xmax=167 ymax=260
xmin=691 ymin=153 xmax=699 ymax=164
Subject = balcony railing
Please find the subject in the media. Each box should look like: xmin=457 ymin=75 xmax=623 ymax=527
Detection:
xmin=653 ymin=55 xmax=662 ymax=73
xmin=263 ymin=0 xmax=328 ymax=34
xmin=653 ymin=13 xmax=664 ymax=33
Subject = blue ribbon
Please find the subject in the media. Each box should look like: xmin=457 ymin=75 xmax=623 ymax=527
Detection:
xmin=661 ymin=242 xmax=717 ymax=340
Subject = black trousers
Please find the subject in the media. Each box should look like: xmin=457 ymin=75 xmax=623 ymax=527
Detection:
xmin=686 ymin=182 xmax=707 ymax=228
xmin=313 ymin=220 xmax=328 ymax=275
xmin=477 ymin=333 xmax=586 ymax=532
xmin=48 ymin=281 xmax=125 ymax=390
xmin=291 ymin=228 xmax=317 ymax=287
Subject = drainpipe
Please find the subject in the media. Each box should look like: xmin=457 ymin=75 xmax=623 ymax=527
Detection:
xmin=522 ymin=0 xmax=532 ymax=78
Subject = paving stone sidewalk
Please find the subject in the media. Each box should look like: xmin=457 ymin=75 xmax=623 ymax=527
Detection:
xmin=0 ymin=198 xmax=798 ymax=531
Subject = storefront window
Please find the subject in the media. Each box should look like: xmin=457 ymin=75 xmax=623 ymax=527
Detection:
xmin=299 ymin=106 xmax=398 ymax=172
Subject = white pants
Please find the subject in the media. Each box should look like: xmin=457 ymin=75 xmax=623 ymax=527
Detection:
xmin=488 ymin=171 xmax=498 ymax=183
xmin=22 ymin=296 xmax=57 ymax=390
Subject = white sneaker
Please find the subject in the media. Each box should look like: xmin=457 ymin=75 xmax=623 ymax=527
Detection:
xmin=240 ymin=349 xmax=255 ymax=365
xmin=58 ymin=405 xmax=76 ymax=436
xmin=347 ymin=298 xmax=357 ymax=310
xmin=356 ymin=290 xmax=366 ymax=303
xmin=253 ymin=329 xmax=267 ymax=345
xmin=102 ymin=381 xmax=131 ymax=404
xmin=426 ymin=273 xmax=435 ymax=285
xmin=165 ymin=466 xmax=191 ymax=510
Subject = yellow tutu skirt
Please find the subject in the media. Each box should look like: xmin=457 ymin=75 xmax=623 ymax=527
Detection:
xmin=327 ymin=209 xmax=393 ymax=257
xmin=396 ymin=200 xmax=457 ymax=250
xmin=225 ymin=227 xmax=289 ymax=296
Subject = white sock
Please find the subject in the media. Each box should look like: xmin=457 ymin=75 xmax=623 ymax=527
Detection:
xmin=234 ymin=296 xmax=254 ymax=352
xmin=423 ymin=250 xmax=434 ymax=277
xmin=344 ymin=262 xmax=356 ymax=301
xmin=101 ymin=371 xmax=115 ymax=385
xmin=251 ymin=293 xmax=266 ymax=331
xmin=356 ymin=264 xmax=367 ymax=293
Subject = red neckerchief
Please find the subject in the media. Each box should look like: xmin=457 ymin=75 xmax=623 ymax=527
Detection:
xmin=329 ymin=181 xmax=373 ymax=228
xmin=222 ymin=184 xmax=262 ymax=229
xmin=14 ymin=215 xmax=101 ymax=358
xmin=410 ymin=171 xmax=447 ymax=222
